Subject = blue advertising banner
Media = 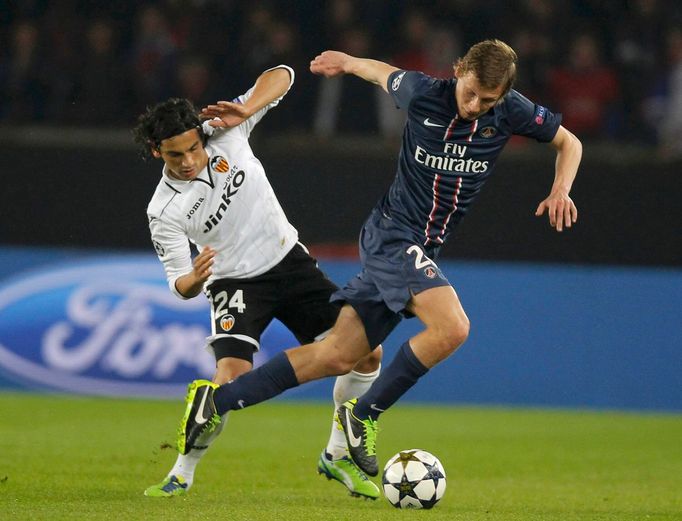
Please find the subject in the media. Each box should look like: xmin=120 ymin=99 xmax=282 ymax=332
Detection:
xmin=0 ymin=247 xmax=680 ymax=411
xmin=0 ymin=254 xmax=298 ymax=397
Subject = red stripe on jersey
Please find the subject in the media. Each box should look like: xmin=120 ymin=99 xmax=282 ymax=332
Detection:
xmin=467 ymin=120 xmax=478 ymax=142
xmin=438 ymin=176 xmax=462 ymax=242
xmin=444 ymin=115 xmax=458 ymax=141
xmin=424 ymin=173 xmax=442 ymax=246
xmin=425 ymin=175 xmax=463 ymax=246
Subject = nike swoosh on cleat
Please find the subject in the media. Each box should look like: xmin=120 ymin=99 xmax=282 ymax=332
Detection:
xmin=237 ymin=399 xmax=246 ymax=409
xmin=423 ymin=118 xmax=445 ymax=127
xmin=194 ymin=387 xmax=211 ymax=424
xmin=345 ymin=409 xmax=363 ymax=448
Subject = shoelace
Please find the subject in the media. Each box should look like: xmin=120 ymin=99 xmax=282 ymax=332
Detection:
xmin=363 ymin=418 xmax=379 ymax=456
xmin=162 ymin=476 xmax=186 ymax=492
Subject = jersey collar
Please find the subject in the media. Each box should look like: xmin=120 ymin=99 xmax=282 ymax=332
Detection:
xmin=161 ymin=162 xmax=213 ymax=190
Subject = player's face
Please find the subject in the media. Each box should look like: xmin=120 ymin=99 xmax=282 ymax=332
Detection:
xmin=454 ymin=70 xmax=505 ymax=121
xmin=154 ymin=128 xmax=208 ymax=181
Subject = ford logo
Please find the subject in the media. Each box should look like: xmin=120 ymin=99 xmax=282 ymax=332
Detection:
xmin=0 ymin=257 xmax=225 ymax=397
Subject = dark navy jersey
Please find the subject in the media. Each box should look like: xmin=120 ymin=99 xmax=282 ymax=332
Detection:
xmin=380 ymin=70 xmax=562 ymax=250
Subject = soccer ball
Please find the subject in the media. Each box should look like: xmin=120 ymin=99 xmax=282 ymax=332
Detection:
xmin=381 ymin=449 xmax=446 ymax=509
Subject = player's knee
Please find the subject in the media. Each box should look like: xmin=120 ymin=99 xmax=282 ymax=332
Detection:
xmin=459 ymin=317 xmax=471 ymax=343
xmin=431 ymin=317 xmax=470 ymax=356
xmin=323 ymin=355 xmax=358 ymax=376
xmin=448 ymin=316 xmax=470 ymax=348
xmin=352 ymin=345 xmax=382 ymax=373
xmin=315 ymin=343 xmax=359 ymax=375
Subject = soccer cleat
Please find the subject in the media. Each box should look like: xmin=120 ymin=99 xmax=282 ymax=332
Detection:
xmin=143 ymin=475 xmax=188 ymax=497
xmin=336 ymin=399 xmax=380 ymax=477
xmin=177 ymin=379 xmax=221 ymax=455
xmin=317 ymin=451 xmax=380 ymax=500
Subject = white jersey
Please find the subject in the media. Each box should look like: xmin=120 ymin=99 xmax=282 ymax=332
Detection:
xmin=147 ymin=66 xmax=299 ymax=298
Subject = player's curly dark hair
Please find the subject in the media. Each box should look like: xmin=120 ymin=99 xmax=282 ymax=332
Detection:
xmin=133 ymin=98 xmax=204 ymax=160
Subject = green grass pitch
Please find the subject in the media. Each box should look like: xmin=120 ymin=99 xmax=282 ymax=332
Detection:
xmin=0 ymin=393 xmax=680 ymax=520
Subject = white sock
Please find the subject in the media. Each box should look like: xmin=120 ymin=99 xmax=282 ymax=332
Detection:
xmin=168 ymin=413 xmax=229 ymax=488
xmin=325 ymin=367 xmax=380 ymax=460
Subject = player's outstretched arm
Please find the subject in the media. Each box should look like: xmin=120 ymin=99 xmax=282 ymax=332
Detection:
xmin=201 ymin=67 xmax=292 ymax=128
xmin=174 ymin=246 xmax=216 ymax=298
xmin=535 ymin=126 xmax=583 ymax=232
xmin=310 ymin=51 xmax=399 ymax=93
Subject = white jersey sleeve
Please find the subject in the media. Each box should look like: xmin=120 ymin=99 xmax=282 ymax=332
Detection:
xmin=205 ymin=65 xmax=295 ymax=142
xmin=148 ymin=190 xmax=194 ymax=299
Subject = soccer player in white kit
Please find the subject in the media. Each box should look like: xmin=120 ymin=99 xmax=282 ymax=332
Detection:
xmin=134 ymin=65 xmax=382 ymax=499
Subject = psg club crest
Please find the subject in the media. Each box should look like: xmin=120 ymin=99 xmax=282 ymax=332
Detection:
xmin=479 ymin=126 xmax=497 ymax=138
xmin=210 ymin=156 xmax=230 ymax=173
xmin=423 ymin=267 xmax=437 ymax=279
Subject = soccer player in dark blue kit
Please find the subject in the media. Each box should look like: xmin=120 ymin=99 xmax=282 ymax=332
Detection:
xmin=176 ymin=39 xmax=583 ymax=478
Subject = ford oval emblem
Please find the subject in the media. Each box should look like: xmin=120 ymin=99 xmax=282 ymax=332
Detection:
xmin=0 ymin=257 xmax=217 ymax=397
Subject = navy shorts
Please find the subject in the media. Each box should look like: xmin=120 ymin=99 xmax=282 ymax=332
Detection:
xmin=331 ymin=208 xmax=451 ymax=348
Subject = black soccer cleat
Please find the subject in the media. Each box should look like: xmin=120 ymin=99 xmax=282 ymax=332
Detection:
xmin=336 ymin=398 xmax=380 ymax=477
xmin=176 ymin=379 xmax=221 ymax=455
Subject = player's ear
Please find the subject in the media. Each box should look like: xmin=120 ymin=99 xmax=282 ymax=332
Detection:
xmin=151 ymin=147 xmax=161 ymax=159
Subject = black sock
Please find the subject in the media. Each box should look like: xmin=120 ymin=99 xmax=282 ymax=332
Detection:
xmin=213 ymin=352 xmax=299 ymax=415
xmin=353 ymin=341 xmax=428 ymax=421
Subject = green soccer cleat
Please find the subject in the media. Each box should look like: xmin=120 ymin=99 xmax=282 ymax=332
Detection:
xmin=336 ymin=399 xmax=380 ymax=477
xmin=143 ymin=475 xmax=188 ymax=497
xmin=317 ymin=450 xmax=380 ymax=500
xmin=177 ymin=379 xmax=221 ymax=455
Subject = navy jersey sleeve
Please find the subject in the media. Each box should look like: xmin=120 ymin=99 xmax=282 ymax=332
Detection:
xmin=505 ymin=90 xmax=562 ymax=143
xmin=387 ymin=70 xmax=438 ymax=111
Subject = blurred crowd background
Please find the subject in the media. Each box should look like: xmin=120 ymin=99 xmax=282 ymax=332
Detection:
xmin=1 ymin=0 xmax=682 ymax=157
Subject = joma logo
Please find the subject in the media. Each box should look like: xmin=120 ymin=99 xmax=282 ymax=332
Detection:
xmin=186 ymin=197 xmax=205 ymax=220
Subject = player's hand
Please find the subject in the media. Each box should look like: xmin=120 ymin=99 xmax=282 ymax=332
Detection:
xmin=201 ymin=101 xmax=251 ymax=128
xmin=310 ymin=50 xmax=351 ymax=77
xmin=192 ymin=246 xmax=215 ymax=283
xmin=535 ymin=191 xmax=577 ymax=232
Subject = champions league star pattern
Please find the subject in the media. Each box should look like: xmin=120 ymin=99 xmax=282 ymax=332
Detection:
xmin=381 ymin=70 xmax=562 ymax=249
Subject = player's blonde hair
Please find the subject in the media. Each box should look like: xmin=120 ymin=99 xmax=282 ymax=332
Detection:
xmin=456 ymin=39 xmax=518 ymax=97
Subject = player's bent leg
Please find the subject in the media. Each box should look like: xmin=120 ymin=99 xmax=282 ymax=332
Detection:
xmin=206 ymin=306 xmax=371 ymax=416
xmin=149 ymin=357 xmax=252 ymax=497
xmin=317 ymin=450 xmax=380 ymax=499
xmin=338 ymin=288 xmax=468 ymax=474
xmin=339 ymin=286 xmax=468 ymax=473
xmin=288 ymin=304 xmax=373 ymax=383
xmin=407 ymin=285 xmax=470 ymax=368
